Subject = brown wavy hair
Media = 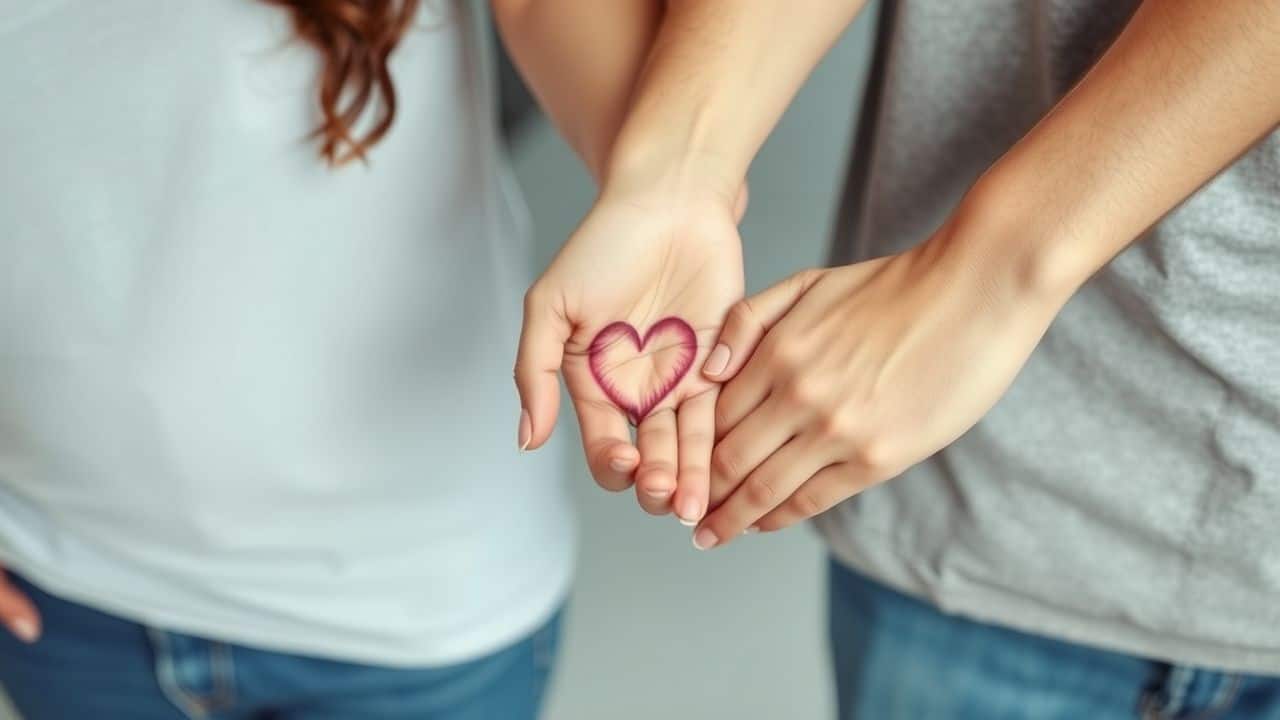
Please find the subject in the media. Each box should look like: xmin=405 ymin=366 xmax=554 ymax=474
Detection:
xmin=264 ymin=0 xmax=421 ymax=165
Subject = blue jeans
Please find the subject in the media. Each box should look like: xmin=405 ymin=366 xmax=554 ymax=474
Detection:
xmin=829 ymin=559 xmax=1280 ymax=720
xmin=0 ymin=573 xmax=562 ymax=719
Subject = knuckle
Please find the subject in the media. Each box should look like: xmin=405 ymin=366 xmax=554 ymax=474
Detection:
xmin=783 ymin=376 xmax=823 ymax=407
xmin=743 ymin=476 xmax=778 ymax=507
xmin=644 ymin=407 xmax=678 ymax=435
xmin=680 ymin=428 xmax=713 ymax=447
xmin=726 ymin=300 xmax=757 ymax=332
xmin=849 ymin=437 xmax=891 ymax=475
xmin=522 ymin=283 xmax=551 ymax=314
xmin=790 ymin=268 xmax=821 ymax=290
xmin=790 ymin=488 xmax=826 ymax=518
xmin=513 ymin=359 xmax=537 ymax=386
xmin=711 ymin=446 xmax=742 ymax=479
xmin=708 ymin=470 xmax=737 ymax=499
xmin=637 ymin=460 xmax=676 ymax=481
xmin=679 ymin=464 xmax=710 ymax=483
xmin=816 ymin=410 xmax=855 ymax=441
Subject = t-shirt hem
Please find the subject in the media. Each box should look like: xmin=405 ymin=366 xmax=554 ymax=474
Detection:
xmin=2 ymin=550 xmax=575 ymax=669
xmin=823 ymin=526 xmax=1280 ymax=676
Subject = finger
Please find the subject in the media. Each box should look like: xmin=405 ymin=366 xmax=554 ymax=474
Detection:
xmin=514 ymin=286 xmax=570 ymax=451
xmin=754 ymin=462 xmax=862 ymax=533
xmin=572 ymin=397 xmax=639 ymax=492
xmin=713 ymin=364 xmax=771 ymax=443
xmin=694 ymin=437 xmax=830 ymax=551
xmin=702 ymin=269 xmax=822 ymax=381
xmin=708 ymin=393 xmax=802 ymax=509
xmin=673 ymin=389 xmax=717 ymax=526
xmin=0 ymin=570 xmax=41 ymax=643
xmin=634 ymin=408 xmax=679 ymax=515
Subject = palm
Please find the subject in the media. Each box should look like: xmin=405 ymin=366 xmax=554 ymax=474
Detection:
xmin=517 ymin=193 xmax=744 ymax=521
xmin=559 ymin=203 xmax=740 ymax=416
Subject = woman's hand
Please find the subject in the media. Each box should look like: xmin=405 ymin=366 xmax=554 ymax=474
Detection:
xmin=515 ymin=182 xmax=744 ymax=524
xmin=0 ymin=566 xmax=39 ymax=643
xmin=690 ymin=221 xmax=1068 ymax=549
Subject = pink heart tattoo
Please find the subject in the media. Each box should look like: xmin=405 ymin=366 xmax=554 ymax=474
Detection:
xmin=588 ymin=317 xmax=697 ymax=425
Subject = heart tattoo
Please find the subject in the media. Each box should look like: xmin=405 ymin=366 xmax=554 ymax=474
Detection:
xmin=588 ymin=317 xmax=697 ymax=425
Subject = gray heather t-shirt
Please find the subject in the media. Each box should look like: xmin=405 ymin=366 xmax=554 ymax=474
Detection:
xmin=822 ymin=0 xmax=1280 ymax=673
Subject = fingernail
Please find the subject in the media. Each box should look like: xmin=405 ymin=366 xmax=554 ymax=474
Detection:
xmin=703 ymin=343 xmax=731 ymax=377
xmin=10 ymin=618 xmax=38 ymax=644
xmin=678 ymin=517 xmax=698 ymax=527
xmin=677 ymin=497 xmax=702 ymax=525
xmin=609 ymin=457 xmax=634 ymax=473
xmin=644 ymin=487 xmax=672 ymax=499
xmin=517 ymin=409 xmax=532 ymax=452
xmin=745 ymin=525 xmax=760 ymax=535
xmin=692 ymin=527 xmax=719 ymax=550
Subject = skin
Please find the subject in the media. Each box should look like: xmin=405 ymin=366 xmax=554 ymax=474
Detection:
xmin=587 ymin=317 xmax=698 ymax=425
xmin=514 ymin=0 xmax=861 ymax=525
xmin=690 ymin=0 xmax=1280 ymax=549
xmin=517 ymin=0 xmax=1279 ymax=552
xmin=515 ymin=182 xmax=744 ymax=522
xmin=0 ymin=571 xmax=37 ymax=644
xmin=498 ymin=0 xmax=753 ymax=521
xmin=491 ymin=0 xmax=664 ymax=182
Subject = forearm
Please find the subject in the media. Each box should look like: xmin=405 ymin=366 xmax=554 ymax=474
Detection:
xmin=604 ymin=0 xmax=869 ymax=202
xmin=959 ymin=0 xmax=1280 ymax=302
xmin=491 ymin=0 xmax=663 ymax=181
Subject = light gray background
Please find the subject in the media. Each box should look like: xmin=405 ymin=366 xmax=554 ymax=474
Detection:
xmin=0 ymin=9 xmax=873 ymax=719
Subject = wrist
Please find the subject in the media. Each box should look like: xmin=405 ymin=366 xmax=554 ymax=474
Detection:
xmin=599 ymin=152 xmax=741 ymax=222
xmin=938 ymin=170 xmax=1102 ymax=314
xmin=602 ymin=115 xmax=744 ymax=213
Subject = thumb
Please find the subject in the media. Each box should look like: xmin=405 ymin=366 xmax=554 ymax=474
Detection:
xmin=514 ymin=285 xmax=570 ymax=451
xmin=0 ymin=569 xmax=40 ymax=643
xmin=702 ymin=268 xmax=823 ymax=381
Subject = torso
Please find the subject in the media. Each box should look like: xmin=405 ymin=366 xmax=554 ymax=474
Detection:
xmin=0 ymin=0 xmax=572 ymax=665
xmin=824 ymin=0 xmax=1280 ymax=673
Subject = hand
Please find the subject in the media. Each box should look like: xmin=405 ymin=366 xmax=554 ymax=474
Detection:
xmin=516 ymin=182 xmax=744 ymax=524
xmin=0 ymin=566 xmax=40 ymax=643
xmin=690 ymin=223 xmax=1066 ymax=549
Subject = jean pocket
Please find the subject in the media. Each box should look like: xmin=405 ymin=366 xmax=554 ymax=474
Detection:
xmin=146 ymin=628 xmax=237 ymax=719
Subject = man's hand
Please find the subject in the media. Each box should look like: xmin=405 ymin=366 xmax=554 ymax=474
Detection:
xmin=0 ymin=567 xmax=40 ymax=644
xmin=683 ymin=0 xmax=1280 ymax=550
xmin=691 ymin=218 xmax=1064 ymax=549
xmin=516 ymin=182 xmax=744 ymax=524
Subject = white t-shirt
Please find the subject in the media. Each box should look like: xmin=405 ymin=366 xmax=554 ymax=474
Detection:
xmin=0 ymin=0 xmax=573 ymax=666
